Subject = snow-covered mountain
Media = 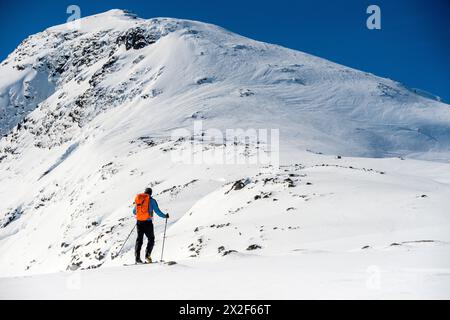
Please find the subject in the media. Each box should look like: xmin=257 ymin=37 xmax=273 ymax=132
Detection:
xmin=0 ymin=10 xmax=449 ymax=298
xmin=2 ymin=9 xmax=450 ymax=158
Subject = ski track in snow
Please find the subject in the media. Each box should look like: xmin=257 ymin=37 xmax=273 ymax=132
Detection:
xmin=0 ymin=9 xmax=450 ymax=299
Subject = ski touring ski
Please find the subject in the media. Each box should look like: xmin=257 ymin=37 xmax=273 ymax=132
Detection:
xmin=123 ymin=261 xmax=177 ymax=267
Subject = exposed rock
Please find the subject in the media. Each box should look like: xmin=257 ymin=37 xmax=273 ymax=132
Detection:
xmin=116 ymin=27 xmax=158 ymax=50
xmin=246 ymin=244 xmax=262 ymax=251
xmin=222 ymin=250 xmax=237 ymax=256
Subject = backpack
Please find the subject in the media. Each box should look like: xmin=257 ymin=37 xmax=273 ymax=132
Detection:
xmin=135 ymin=193 xmax=152 ymax=221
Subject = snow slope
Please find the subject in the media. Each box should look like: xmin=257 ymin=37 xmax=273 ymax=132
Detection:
xmin=0 ymin=9 xmax=449 ymax=299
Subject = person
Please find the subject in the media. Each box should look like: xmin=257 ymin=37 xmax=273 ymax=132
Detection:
xmin=133 ymin=187 xmax=169 ymax=264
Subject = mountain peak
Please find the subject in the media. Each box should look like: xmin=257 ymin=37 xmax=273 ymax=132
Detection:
xmin=84 ymin=9 xmax=143 ymax=21
xmin=46 ymin=9 xmax=142 ymax=34
xmin=96 ymin=9 xmax=136 ymax=17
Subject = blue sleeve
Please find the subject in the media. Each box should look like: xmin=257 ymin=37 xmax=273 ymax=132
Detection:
xmin=133 ymin=207 xmax=136 ymax=215
xmin=151 ymin=198 xmax=167 ymax=218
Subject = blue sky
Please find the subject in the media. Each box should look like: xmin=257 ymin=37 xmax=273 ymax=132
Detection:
xmin=1 ymin=0 xmax=449 ymax=101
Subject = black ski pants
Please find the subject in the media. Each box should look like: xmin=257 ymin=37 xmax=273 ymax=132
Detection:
xmin=135 ymin=220 xmax=155 ymax=258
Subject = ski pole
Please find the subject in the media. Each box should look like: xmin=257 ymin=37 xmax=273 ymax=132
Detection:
xmin=117 ymin=224 xmax=136 ymax=257
xmin=160 ymin=217 xmax=168 ymax=262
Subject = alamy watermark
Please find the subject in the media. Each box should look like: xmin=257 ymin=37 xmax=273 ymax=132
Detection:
xmin=66 ymin=270 xmax=82 ymax=290
xmin=366 ymin=265 xmax=381 ymax=290
xmin=66 ymin=5 xmax=81 ymax=30
xmin=170 ymin=121 xmax=280 ymax=168
xmin=367 ymin=5 xmax=381 ymax=30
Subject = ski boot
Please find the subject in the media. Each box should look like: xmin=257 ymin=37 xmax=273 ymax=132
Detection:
xmin=145 ymin=255 xmax=152 ymax=264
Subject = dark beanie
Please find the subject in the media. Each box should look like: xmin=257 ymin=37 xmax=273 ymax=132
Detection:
xmin=145 ymin=187 xmax=152 ymax=196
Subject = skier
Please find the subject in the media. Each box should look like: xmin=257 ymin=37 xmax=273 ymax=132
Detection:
xmin=133 ymin=187 xmax=169 ymax=264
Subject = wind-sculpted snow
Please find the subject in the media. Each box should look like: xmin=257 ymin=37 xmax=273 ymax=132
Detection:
xmin=0 ymin=10 xmax=449 ymax=298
